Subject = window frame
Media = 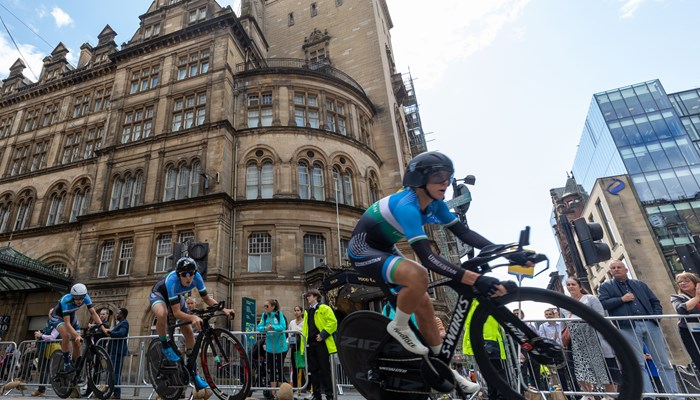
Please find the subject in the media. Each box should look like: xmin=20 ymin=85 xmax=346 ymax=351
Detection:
xmin=247 ymin=232 xmax=272 ymax=272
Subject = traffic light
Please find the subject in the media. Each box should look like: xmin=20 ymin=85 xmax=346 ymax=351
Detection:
xmin=572 ymin=218 xmax=611 ymax=266
xmin=171 ymin=241 xmax=209 ymax=278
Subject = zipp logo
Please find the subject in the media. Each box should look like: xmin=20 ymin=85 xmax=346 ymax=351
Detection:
xmin=340 ymin=336 xmax=381 ymax=351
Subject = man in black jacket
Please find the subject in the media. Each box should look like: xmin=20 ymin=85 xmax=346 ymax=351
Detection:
xmin=598 ymin=261 xmax=681 ymax=400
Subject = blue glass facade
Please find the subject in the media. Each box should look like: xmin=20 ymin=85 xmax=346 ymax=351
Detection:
xmin=571 ymin=80 xmax=700 ymax=271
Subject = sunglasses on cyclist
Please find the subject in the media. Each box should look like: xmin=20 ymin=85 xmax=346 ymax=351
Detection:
xmin=73 ymin=295 xmax=85 ymax=301
xmin=427 ymin=170 xmax=454 ymax=184
xmin=178 ymin=271 xmax=195 ymax=278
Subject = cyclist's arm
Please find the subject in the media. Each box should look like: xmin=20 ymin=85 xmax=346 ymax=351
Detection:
xmin=446 ymin=220 xmax=493 ymax=249
xmin=201 ymin=293 xmax=217 ymax=307
xmin=63 ymin=315 xmax=80 ymax=338
xmin=171 ymin=302 xmax=196 ymax=323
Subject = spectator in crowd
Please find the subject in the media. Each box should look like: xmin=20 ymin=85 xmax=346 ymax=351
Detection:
xmin=302 ymin=289 xmax=337 ymax=400
xmin=598 ymin=261 xmax=682 ymax=400
xmin=89 ymin=308 xmax=112 ymax=341
xmin=671 ymin=271 xmax=700 ymax=371
xmin=186 ymin=296 xmax=198 ymax=312
xmin=462 ymin=299 xmax=501 ymax=399
xmin=32 ymin=325 xmax=61 ymax=396
xmin=538 ymin=308 xmax=577 ymax=398
xmin=565 ymin=277 xmax=618 ymax=400
xmin=107 ymin=308 xmax=129 ymax=400
xmin=257 ymin=299 xmax=288 ymax=400
xmin=288 ymin=305 xmax=306 ymax=389
xmin=512 ymin=308 xmax=546 ymax=391
xmin=17 ymin=341 xmax=37 ymax=384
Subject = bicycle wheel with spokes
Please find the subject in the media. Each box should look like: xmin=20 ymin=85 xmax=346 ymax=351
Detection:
xmin=49 ymin=350 xmax=74 ymax=399
xmin=470 ymin=287 xmax=642 ymax=400
xmin=200 ymin=328 xmax=252 ymax=400
xmin=146 ymin=339 xmax=187 ymax=400
xmin=337 ymin=311 xmax=431 ymax=400
xmin=86 ymin=346 xmax=114 ymax=400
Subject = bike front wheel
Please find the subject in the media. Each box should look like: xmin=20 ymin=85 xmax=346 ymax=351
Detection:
xmin=200 ymin=328 xmax=252 ymax=400
xmin=469 ymin=286 xmax=642 ymax=400
xmin=86 ymin=346 xmax=114 ymax=400
xmin=49 ymin=350 xmax=74 ymax=399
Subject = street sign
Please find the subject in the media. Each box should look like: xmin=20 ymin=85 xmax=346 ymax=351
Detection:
xmin=508 ymin=264 xmax=535 ymax=279
xmin=446 ymin=192 xmax=472 ymax=209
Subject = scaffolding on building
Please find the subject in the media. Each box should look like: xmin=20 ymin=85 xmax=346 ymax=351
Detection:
xmin=403 ymin=71 xmax=428 ymax=155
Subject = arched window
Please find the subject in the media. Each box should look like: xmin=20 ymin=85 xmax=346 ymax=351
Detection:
xmin=110 ymin=172 xmax=143 ymax=210
xmin=13 ymin=192 xmax=34 ymax=231
xmin=0 ymin=195 xmax=12 ymax=233
xmin=298 ymin=161 xmax=325 ymax=200
xmin=312 ymin=163 xmax=325 ymax=200
xmin=332 ymin=167 xmax=354 ymax=206
xmin=70 ymin=187 xmax=91 ymax=222
xmin=248 ymin=232 xmax=272 ymax=272
xmin=163 ymin=161 xmax=200 ymax=201
xmin=298 ymin=162 xmax=310 ymax=199
xmin=246 ymin=161 xmax=274 ymax=199
xmin=46 ymin=192 xmax=66 ymax=226
xmin=368 ymin=172 xmax=379 ymax=204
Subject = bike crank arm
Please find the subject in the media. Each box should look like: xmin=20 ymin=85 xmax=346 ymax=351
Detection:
xmin=420 ymin=355 xmax=454 ymax=393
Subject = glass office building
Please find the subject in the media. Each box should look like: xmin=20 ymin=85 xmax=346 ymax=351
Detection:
xmin=572 ymin=80 xmax=700 ymax=271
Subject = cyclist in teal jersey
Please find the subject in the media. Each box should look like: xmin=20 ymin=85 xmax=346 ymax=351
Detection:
xmin=348 ymin=151 xmax=508 ymax=394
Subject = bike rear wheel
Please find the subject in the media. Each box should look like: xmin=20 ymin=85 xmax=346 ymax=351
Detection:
xmin=49 ymin=350 xmax=74 ymax=399
xmin=200 ymin=328 xmax=252 ymax=400
xmin=86 ymin=346 xmax=114 ymax=400
xmin=337 ymin=311 xmax=431 ymax=400
xmin=146 ymin=339 xmax=187 ymax=400
xmin=469 ymin=287 xmax=642 ymax=400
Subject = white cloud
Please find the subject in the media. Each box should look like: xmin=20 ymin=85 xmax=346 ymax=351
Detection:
xmin=387 ymin=0 xmax=531 ymax=89
xmin=0 ymin=33 xmax=45 ymax=81
xmin=619 ymin=0 xmax=643 ymax=18
xmin=50 ymin=7 xmax=73 ymax=28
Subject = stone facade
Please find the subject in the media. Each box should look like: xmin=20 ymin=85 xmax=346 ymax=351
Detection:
xmin=0 ymin=0 xmax=416 ymax=341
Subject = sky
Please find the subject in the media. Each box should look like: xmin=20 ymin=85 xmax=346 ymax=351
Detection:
xmin=1 ymin=0 xmax=699 ymax=315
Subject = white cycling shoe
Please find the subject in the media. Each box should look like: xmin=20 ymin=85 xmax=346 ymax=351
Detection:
xmin=386 ymin=320 xmax=429 ymax=355
xmin=451 ymin=369 xmax=480 ymax=394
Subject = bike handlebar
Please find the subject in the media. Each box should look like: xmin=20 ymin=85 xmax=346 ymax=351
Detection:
xmin=460 ymin=226 xmax=549 ymax=275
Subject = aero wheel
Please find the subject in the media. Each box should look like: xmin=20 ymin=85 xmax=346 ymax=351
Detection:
xmin=337 ymin=311 xmax=430 ymax=400
xmin=200 ymin=328 xmax=252 ymax=400
xmin=146 ymin=339 xmax=186 ymax=400
xmin=86 ymin=346 xmax=114 ymax=400
xmin=49 ymin=350 xmax=74 ymax=399
xmin=469 ymin=287 xmax=642 ymax=400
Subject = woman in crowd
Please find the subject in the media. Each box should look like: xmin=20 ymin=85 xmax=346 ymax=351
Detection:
xmin=565 ymin=277 xmax=618 ymax=400
xmin=670 ymin=271 xmax=700 ymax=370
xmin=257 ymin=299 xmax=288 ymax=399
xmin=288 ymin=305 xmax=306 ymax=389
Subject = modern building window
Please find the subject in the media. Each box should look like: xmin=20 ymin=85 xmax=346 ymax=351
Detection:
xmin=69 ymin=186 xmax=90 ymax=222
xmin=324 ymin=98 xmax=346 ymax=135
xmin=177 ymin=49 xmax=210 ymax=80
xmin=109 ymin=172 xmax=144 ymax=210
xmin=163 ymin=161 xmax=201 ymax=201
xmin=294 ymin=92 xmax=319 ymax=128
xmin=46 ymin=192 xmax=66 ymax=226
xmin=332 ymin=167 xmax=353 ymax=206
xmin=0 ymin=114 xmax=13 ymax=138
xmin=172 ymin=92 xmax=207 ymax=131
xmin=248 ymin=232 xmax=272 ymax=272
xmin=129 ymin=65 xmax=160 ymax=94
xmin=98 ymin=240 xmax=115 ymax=278
xmin=93 ymin=86 xmax=112 ymax=112
xmin=117 ymin=238 xmax=134 ymax=276
xmin=247 ymin=92 xmax=273 ymax=128
xmin=122 ymin=106 xmax=154 ymax=143
xmin=298 ymin=161 xmax=325 ymax=200
xmin=63 ymin=126 xmax=105 ymax=164
xmin=246 ymin=161 xmax=274 ymax=199
xmin=304 ymin=233 xmax=325 ymax=271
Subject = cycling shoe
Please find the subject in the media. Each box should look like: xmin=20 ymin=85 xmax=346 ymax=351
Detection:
xmin=193 ymin=375 xmax=209 ymax=390
xmin=451 ymin=369 xmax=480 ymax=394
xmin=386 ymin=320 xmax=428 ymax=355
xmin=161 ymin=346 xmax=181 ymax=362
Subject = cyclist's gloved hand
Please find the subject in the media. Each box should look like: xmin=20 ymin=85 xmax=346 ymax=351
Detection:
xmin=474 ymin=275 xmax=502 ymax=297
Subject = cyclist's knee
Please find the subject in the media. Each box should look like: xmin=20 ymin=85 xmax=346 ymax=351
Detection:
xmin=406 ymin=267 xmax=429 ymax=290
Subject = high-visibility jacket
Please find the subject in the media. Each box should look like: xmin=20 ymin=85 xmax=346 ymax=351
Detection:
xmin=462 ymin=300 xmax=506 ymax=359
xmin=301 ymin=303 xmax=337 ymax=355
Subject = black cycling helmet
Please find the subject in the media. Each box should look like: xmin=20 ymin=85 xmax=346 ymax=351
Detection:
xmin=175 ymin=257 xmax=198 ymax=274
xmin=402 ymin=151 xmax=455 ymax=188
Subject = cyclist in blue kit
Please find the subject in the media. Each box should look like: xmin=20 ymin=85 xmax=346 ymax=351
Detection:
xmin=49 ymin=283 xmax=109 ymax=372
xmin=348 ymin=151 xmax=507 ymax=394
xmin=149 ymin=257 xmax=235 ymax=390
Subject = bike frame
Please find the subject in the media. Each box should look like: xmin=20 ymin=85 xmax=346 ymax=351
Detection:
xmin=167 ymin=303 xmax=227 ymax=378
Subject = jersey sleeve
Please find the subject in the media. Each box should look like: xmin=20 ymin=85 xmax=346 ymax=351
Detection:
xmin=165 ymin=273 xmax=182 ymax=306
xmin=433 ymin=201 xmax=458 ymax=226
xmin=60 ymin=297 xmax=72 ymax=317
xmin=194 ymin=272 xmax=208 ymax=297
xmin=394 ymin=196 xmax=429 ymax=244
xmin=84 ymin=294 xmax=93 ymax=308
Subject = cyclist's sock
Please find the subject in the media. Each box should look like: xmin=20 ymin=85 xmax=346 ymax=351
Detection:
xmin=62 ymin=352 xmax=71 ymax=367
xmin=393 ymin=309 xmax=411 ymax=328
xmin=430 ymin=344 xmax=441 ymax=354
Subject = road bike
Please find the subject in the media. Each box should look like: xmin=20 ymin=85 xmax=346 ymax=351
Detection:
xmin=337 ymin=227 xmax=643 ymax=400
xmin=50 ymin=323 xmax=114 ymax=399
xmin=145 ymin=301 xmax=252 ymax=400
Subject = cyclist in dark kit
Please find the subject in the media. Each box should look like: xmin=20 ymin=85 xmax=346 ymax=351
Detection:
xmin=347 ymin=151 xmax=507 ymax=394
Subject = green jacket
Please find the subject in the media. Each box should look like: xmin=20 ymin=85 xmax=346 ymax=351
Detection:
xmin=462 ymin=300 xmax=506 ymax=359
xmin=301 ymin=303 xmax=337 ymax=355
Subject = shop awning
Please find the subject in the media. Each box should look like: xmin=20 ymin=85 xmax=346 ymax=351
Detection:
xmin=0 ymin=246 xmax=72 ymax=292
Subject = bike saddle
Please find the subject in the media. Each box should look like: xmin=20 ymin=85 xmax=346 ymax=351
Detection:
xmin=527 ymin=337 xmax=566 ymax=366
